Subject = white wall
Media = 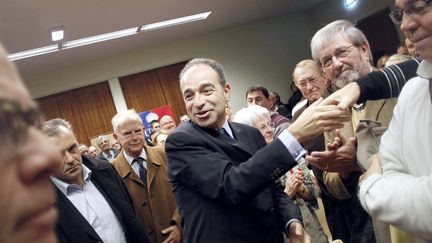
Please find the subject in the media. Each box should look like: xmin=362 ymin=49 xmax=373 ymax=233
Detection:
xmin=25 ymin=14 xmax=314 ymax=114
xmin=26 ymin=0 xmax=399 ymax=115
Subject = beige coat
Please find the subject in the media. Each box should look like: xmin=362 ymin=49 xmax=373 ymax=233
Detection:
xmin=112 ymin=145 xmax=180 ymax=243
xmin=324 ymin=98 xmax=397 ymax=199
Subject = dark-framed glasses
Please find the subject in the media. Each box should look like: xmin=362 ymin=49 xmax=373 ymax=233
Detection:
xmin=0 ymin=98 xmax=43 ymax=144
xmin=389 ymin=0 xmax=432 ymax=24
xmin=320 ymin=44 xmax=357 ymax=68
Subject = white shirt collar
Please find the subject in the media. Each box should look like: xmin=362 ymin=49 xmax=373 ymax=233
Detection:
xmin=123 ymin=149 xmax=148 ymax=166
xmin=51 ymin=164 xmax=92 ymax=195
xmin=221 ymin=119 xmax=234 ymax=139
xmin=418 ymin=60 xmax=432 ymax=80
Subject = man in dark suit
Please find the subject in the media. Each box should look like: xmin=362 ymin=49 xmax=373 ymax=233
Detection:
xmin=42 ymin=118 xmax=150 ymax=243
xmin=165 ymin=58 xmax=350 ymax=243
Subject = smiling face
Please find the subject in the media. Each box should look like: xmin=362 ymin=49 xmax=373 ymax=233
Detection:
xmin=50 ymin=127 xmax=83 ymax=185
xmin=398 ymin=0 xmax=432 ymax=61
xmin=319 ymin=34 xmax=371 ymax=89
xmin=180 ymin=64 xmax=230 ymax=129
xmin=0 ymin=45 xmax=60 ymax=243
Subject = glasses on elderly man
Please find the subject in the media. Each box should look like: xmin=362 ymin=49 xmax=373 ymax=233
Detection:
xmin=0 ymin=98 xmax=43 ymax=144
xmin=320 ymin=44 xmax=357 ymax=69
xmin=296 ymin=75 xmax=321 ymax=89
xmin=389 ymin=0 xmax=432 ymax=24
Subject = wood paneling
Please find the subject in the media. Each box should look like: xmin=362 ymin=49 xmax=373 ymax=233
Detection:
xmin=120 ymin=61 xmax=187 ymax=123
xmin=37 ymin=82 xmax=117 ymax=145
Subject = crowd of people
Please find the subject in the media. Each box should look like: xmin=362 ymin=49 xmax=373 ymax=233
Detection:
xmin=1 ymin=0 xmax=431 ymax=242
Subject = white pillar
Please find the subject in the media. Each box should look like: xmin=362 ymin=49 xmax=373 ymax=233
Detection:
xmin=108 ymin=78 xmax=128 ymax=112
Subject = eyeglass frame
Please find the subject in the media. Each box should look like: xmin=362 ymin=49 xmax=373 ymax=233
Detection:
xmin=389 ymin=0 xmax=432 ymax=24
xmin=257 ymin=121 xmax=275 ymax=133
xmin=320 ymin=44 xmax=358 ymax=69
xmin=0 ymin=97 xmax=43 ymax=145
xmin=295 ymin=75 xmax=324 ymax=89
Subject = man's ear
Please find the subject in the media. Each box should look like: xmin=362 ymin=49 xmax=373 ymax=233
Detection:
xmin=113 ymin=133 xmax=119 ymax=140
xmin=359 ymin=43 xmax=371 ymax=61
xmin=224 ymin=83 xmax=231 ymax=102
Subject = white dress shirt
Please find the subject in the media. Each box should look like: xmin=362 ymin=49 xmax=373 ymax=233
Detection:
xmin=123 ymin=149 xmax=148 ymax=177
xmin=51 ymin=165 xmax=126 ymax=243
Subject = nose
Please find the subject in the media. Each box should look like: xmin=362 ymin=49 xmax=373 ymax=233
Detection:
xmin=193 ymin=94 xmax=206 ymax=108
xmin=400 ymin=12 xmax=418 ymax=34
xmin=331 ymin=56 xmax=343 ymax=67
xmin=19 ymin=128 xmax=62 ymax=184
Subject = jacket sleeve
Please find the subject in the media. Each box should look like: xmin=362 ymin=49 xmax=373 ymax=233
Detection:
xmin=356 ymin=59 xmax=419 ymax=102
xmin=165 ymin=130 xmax=298 ymax=205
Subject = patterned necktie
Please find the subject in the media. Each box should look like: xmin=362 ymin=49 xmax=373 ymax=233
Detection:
xmin=133 ymin=157 xmax=147 ymax=184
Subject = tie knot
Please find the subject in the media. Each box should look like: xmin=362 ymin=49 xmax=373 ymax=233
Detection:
xmin=133 ymin=157 xmax=144 ymax=166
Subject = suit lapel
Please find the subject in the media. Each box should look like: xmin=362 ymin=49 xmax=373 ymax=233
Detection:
xmin=194 ymin=122 xmax=254 ymax=155
xmin=365 ymin=100 xmax=386 ymax=121
xmin=55 ymin=187 xmax=101 ymax=241
xmin=116 ymin=153 xmax=146 ymax=187
xmin=146 ymin=152 xmax=161 ymax=188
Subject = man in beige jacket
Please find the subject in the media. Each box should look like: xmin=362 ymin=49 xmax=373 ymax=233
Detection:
xmin=111 ymin=109 xmax=181 ymax=243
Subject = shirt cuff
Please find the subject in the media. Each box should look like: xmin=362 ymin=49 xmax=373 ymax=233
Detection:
xmin=278 ymin=130 xmax=307 ymax=161
xmin=358 ymin=173 xmax=382 ymax=214
xmin=285 ymin=219 xmax=302 ymax=234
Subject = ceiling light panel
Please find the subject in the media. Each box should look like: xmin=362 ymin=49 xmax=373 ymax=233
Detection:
xmin=50 ymin=27 xmax=64 ymax=41
xmin=141 ymin=11 xmax=211 ymax=31
xmin=62 ymin=27 xmax=139 ymax=49
xmin=7 ymin=44 xmax=59 ymax=61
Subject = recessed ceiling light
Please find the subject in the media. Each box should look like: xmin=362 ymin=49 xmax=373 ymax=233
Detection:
xmin=50 ymin=27 xmax=64 ymax=41
xmin=62 ymin=27 xmax=139 ymax=49
xmin=141 ymin=11 xmax=211 ymax=31
xmin=7 ymin=44 xmax=59 ymax=61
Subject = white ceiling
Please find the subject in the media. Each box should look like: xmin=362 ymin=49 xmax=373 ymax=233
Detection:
xmin=0 ymin=0 xmax=323 ymax=76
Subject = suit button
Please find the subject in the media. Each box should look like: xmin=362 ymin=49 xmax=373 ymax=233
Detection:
xmin=142 ymin=202 xmax=147 ymax=207
xmin=269 ymin=207 xmax=274 ymax=213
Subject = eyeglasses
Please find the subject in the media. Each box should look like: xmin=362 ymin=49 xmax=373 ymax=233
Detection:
xmin=389 ymin=0 xmax=432 ymax=24
xmin=296 ymin=75 xmax=321 ymax=89
xmin=121 ymin=129 xmax=143 ymax=139
xmin=320 ymin=44 xmax=357 ymax=69
xmin=0 ymin=98 xmax=43 ymax=145
xmin=257 ymin=122 xmax=275 ymax=132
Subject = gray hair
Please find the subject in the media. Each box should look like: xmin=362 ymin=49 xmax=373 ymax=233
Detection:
xmin=180 ymin=58 xmax=227 ymax=86
xmin=292 ymin=59 xmax=324 ymax=83
xmin=42 ymin=118 xmax=73 ymax=137
xmin=311 ymin=20 xmax=373 ymax=65
xmin=111 ymin=109 xmax=143 ymax=133
xmin=233 ymin=105 xmax=270 ymax=127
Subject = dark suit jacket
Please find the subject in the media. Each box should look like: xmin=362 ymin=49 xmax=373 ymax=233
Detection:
xmin=97 ymin=148 xmax=119 ymax=162
xmin=55 ymin=156 xmax=150 ymax=243
xmin=165 ymin=121 xmax=301 ymax=243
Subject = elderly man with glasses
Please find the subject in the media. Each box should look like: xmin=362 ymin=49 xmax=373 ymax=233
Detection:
xmin=306 ymin=20 xmax=399 ymax=243
xmin=322 ymin=1 xmax=432 ymax=242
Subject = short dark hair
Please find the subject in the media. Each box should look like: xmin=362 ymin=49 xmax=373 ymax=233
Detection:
xmin=180 ymin=58 xmax=227 ymax=87
xmin=245 ymin=85 xmax=269 ymax=99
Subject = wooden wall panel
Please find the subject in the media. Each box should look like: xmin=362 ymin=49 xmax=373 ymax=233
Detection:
xmin=36 ymin=82 xmax=117 ymax=145
xmin=120 ymin=69 xmax=166 ymax=112
xmin=120 ymin=61 xmax=187 ymax=123
xmin=156 ymin=62 xmax=188 ymax=122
